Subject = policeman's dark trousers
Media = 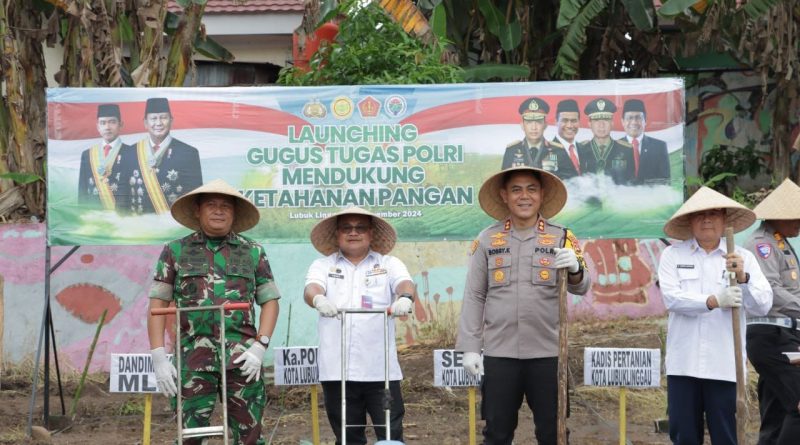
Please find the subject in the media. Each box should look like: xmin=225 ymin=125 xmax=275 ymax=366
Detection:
xmin=481 ymin=356 xmax=560 ymax=445
xmin=667 ymin=375 xmax=736 ymax=445
xmin=321 ymin=380 xmax=404 ymax=445
xmin=746 ymin=325 xmax=800 ymax=445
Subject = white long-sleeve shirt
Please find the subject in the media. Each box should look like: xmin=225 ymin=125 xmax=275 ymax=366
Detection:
xmin=658 ymin=238 xmax=772 ymax=382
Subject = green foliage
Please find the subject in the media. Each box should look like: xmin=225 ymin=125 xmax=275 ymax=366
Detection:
xmin=657 ymin=0 xmax=699 ymax=18
xmin=0 ymin=171 xmax=43 ymax=185
xmin=277 ymin=2 xmax=463 ymax=86
xmin=462 ymin=63 xmax=530 ymax=82
xmin=430 ymin=3 xmax=447 ymax=41
xmin=741 ymin=0 xmax=782 ymax=19
xmin=477 ymin=0 xmax=522 ymax=52
xmin=620 ymin=0 xmax=656 ymax=30
xmin=117 ymin=397 xmax=145 ymax=416
xmin=552 ymin=0 xmax=610 ymax=79
xmin=698 ymin=142 xmax=767 ymax=192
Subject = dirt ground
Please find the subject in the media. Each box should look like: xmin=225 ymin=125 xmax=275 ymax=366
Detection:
xmin=1 ymin=317 xmax=764 ymax=444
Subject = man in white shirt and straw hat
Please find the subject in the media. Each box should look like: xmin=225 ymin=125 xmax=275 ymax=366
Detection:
xmin=658 ymin=186 xmax=772 ymax=445
xmin=303 ymin=207 xmax=416 ymax=445
xmin=147 ymin=179 xmax=280 ymax=445
xmin=456 ymin=166 xmax=591 ymax=445
xmin=744 ymin=178 xmax=800 ymax=444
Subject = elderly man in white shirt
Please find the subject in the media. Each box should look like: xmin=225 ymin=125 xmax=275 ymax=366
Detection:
xmin=303 ymin=207 xmax=416 ymax=445
xmin=659 ymin=186 xmax=772 ymax=445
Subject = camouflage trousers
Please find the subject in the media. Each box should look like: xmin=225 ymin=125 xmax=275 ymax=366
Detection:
xmin=172 ymin=367 xmax=266 ymax=445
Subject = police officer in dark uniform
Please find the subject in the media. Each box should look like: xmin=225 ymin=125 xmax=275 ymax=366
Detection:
xmin=577 ymin=98 xmax=635 ymax=185
xmin=502 ymin=97 xmax=554 ymax=169
xmin=536 ymin=99 xmax=582 ymax=180
xmin=745 ymin=179 xmax=800 ymax=445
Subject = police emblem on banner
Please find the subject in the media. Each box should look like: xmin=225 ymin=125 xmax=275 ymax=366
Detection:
xmin=756 ymin=243 xmax=772 ymax=259
xmin=302 ymin=99 xmax=327 ymax=118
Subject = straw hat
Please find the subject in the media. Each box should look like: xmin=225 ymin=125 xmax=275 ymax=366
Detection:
xmin=478 ymin=166 xmax=568 ymax=220
xmin=753 ymin=179 xmax=800 ymax=220
xmin=170 ymin=179 xmax=260 ymax=233
xmin=310 ymin=207 xmax=397 ymax=255
xmin=663 ymin=186 xmax=755 ymax=240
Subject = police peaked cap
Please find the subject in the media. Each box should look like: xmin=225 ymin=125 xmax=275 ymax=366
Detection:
xmin=622 ymin=99 xmax=647 ymax=116
xmin=144 ymin=97 xmax=171 ymax=116
xmin=556 ymin=99 xmax=580 ymax=116
xmin=97 ymin=104 xmax=121 ymax=119
xmin=518 ymin=97 xmax=549 ymax=121
xmin=584 ymin=98 xmax=617 ymax=120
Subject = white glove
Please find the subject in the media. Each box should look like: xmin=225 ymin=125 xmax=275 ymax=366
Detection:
xmin=390 ymin=296 xmax=413 ymax=316
xmin=151 ymin=347 xmax=177 ymax=397
xmin=462 ymin=352 xmax=484 ymax=377
xmin=553 ymin=247 xmax=580 ymax=273
xmin=313 ymin=294 xmax=338 ymax=317
xmin=233 ymin=341 xmax=266 ymax=383
xmin=716 ymin=286 xmax=743 ymax=308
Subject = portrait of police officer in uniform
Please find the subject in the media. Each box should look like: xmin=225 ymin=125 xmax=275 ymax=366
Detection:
xmin=538 ymin=99 xmax=583 ymax=180
xmin=618 ymin=98 xmax=670 ymax=185
xmin=118 ymin=97 xmax=203 ymax=215
xmin=77 ymin=104 xmax=134 ymax=211
xmin=577 ymin=98 xmax=635 ymax=185
xmin=501 ymin=97 xmax=554 ymax=170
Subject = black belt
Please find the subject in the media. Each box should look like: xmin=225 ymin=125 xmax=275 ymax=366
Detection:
xmin=747 ymin=316 xmax=800 ymax=330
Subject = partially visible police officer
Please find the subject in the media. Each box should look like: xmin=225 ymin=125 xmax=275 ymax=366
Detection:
xmin=456 ymin=166 xmax=591 ymax=445
xmin=745 ymin=178 xmax=800 ymax=445
xmin=502 ymin=97 xmax=555 ymax=170
xmin=577 ymin=98 xmax=635 ymax=185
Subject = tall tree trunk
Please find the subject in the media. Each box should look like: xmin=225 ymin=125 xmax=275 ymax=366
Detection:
xmin=0 ymin=1 xmax=47 ymax=217
xmin=162 ymin=1 xmax=206 ymax=87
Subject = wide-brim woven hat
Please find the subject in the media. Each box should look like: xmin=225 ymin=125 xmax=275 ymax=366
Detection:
xmin=754 ymin=179 xmax=800 ymax=220
xmin=663 ymin=186 xmax=755 ymax=240
xmin=310 ymin=207 xmax=397 ymax=255
xmin=478 ymin=166 xmax=568 ymax=220
xmin=170 ymin=179 xmax=260 ymax=233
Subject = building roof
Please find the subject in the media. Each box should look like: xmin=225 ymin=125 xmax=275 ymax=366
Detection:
xmin=168 ymin=0 xmax=303 ymax=13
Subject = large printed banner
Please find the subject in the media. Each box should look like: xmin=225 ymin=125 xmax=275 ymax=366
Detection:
xmin=47 ymin=80 xmax=684 ymax=246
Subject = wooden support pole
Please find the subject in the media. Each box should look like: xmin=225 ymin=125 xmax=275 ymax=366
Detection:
xmin=468 ymin=386 xmax=477 ymax=445
xmin=725 ymin=227 xmax=747 ymax=445
xmin=557 ymin=268 xmax=569 ymax=445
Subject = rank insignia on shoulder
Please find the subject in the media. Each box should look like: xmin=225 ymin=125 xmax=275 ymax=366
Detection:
xmin=470 ymin=239 xmax=479 ymax=255
xmin=504 ymin=219 xmax=512 ymax=231
xmin=756 ymin=243 xmax=772 ymax=259
xmin=537 ymin=219 xmax=546 ymax=232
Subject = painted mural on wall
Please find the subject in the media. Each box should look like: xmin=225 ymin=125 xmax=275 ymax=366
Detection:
xmin=1 ymin=223 xmax=669 ymax=372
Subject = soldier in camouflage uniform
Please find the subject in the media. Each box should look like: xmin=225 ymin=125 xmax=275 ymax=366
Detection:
xmin=147 ymin=179 xmax=280 ymax=445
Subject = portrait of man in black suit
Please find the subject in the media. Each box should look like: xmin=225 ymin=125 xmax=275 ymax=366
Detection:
xmin=119 ymin=97 xmax=203 ymax=214
xmin=77 ymin=104 xmax=133 ymax=211
xmin=619 ymin=99 xmax=670 ymax=185
xmin=533 ymin=99 xmax=583 ymax=180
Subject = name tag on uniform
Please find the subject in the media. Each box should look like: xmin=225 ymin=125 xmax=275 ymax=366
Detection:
xmin=677 ymin=264 xmax=694 ymax=269
xmin=328 ymin=273 xmax=344 ymax=279
xmin=361 ymin=295 xmax=373 ymax=308
xmin=366 ymin=268 xmax=387 ymax=277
